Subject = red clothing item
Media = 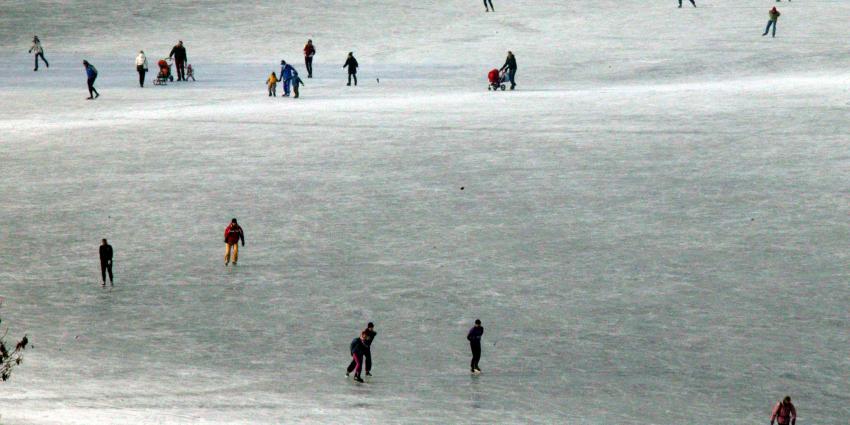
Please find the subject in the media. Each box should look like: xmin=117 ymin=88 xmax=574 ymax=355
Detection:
xmin=770 ymin=401 xmax=796 ymax=425
xmin=224 ymin=224 xmax=244 ymax=245
xmin=304 ymin=44 xmax=315 ymax=57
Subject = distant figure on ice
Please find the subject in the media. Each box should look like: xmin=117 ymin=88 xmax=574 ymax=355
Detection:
xmin=678 ymin=0 xmax=696 ymax=8
xmin=83 ymin=60 xmax=99 ymax=99
xmin=29 ymin=36 xmax=49 ymax=71
xmin=343 ymin=52 xmax=358 ymax=86
xmin=224 ymin=218 xmax=245 ymax=265
xmin=484 ymin=0 xmax=494 ymax=12
xmin=304 ymin=39 xmax=315 ymax=78
xmin=169 ymin=40 xmax=188 ymax=81
xmin=267 ymin=71 xmax=278 ymax=96
xmin=763 ymin=7 xmax=781 ymax=37
xmin=348 ymin=323 xmax=377 ymax=377
xmin=467 ymin=319 xmax=484 ymax=374
xmin=499 ymin=51 xmax=517 ymax=90
xmin=291 ymin=69 xmax=305 ymax=98
xmin=770 ymin=396 xmax=797 ymax=425
xmin=135 ymin=51 xmax=148 ymax=88
xmin=280 ymin=60 xmax=295 ymax=96
xmin=99 ymin=239 xmax=113 ymax=286
xmin=186 ymin=64 xmax=195 ymax=81
xmin=347 ymin=331 xmax=369 ymax=382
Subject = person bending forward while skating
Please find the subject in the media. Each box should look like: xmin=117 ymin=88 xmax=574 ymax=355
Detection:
xmin=347 ymin=331 xmax=369 ymax=382
xmin=467 ymin=319 xmax=484 ymax=374
xmin=224 ymin=218 xmax=245 ymax=265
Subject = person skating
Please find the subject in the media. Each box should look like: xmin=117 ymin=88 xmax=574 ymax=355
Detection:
xmin=303 ymin=39 xmax=315 ymax=78
xmin=770 ymin=396 xmax=797 ymax=425
xmin=499 ymin=51 xmax=517 ymax=90
xmin=347 ymin=331 xmax=369 ymax=382
xmin=29 ymin=36 xmax=49 ymax=71
xmin=169 ymin=40 xmax=188 ymax=81
xmin=467 ymin=319 xmax=484 ymax=374
xmin=343 ymin=52 xmax=358 ymax=86
xmin=483 ymin=0 xmax=494 ymax=12
xmin=267 ymin=72 xmax=278 ymax=97
xmin=763 ymin=7 xmax=781 ymax=37
xmin=347 ymin=323 xmax=377 ymax=377
xmin=224 ymin=218 xmax=245 ymax=265
xmin=280 ymin=60 xmax=295 ymax=96
xmin=135 ymin=50 xmax=148 ymax=88
xmin=678 ymin=0 xmax=696 ymax=8
xmin=291 ymin=70 xmax=305 ymax=98
xmin=83 ymin=60 xmax=99 ymax=99
xmin=99 ymin=239 xmax=113 ymax=286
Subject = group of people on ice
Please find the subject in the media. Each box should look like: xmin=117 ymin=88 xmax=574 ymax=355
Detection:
xmin=267 ymin=59 xmax=305 ymax=98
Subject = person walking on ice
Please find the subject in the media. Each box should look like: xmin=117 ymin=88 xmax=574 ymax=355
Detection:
xmin=303 ymin=39 xmax=315 ymax=78
xmin=291 ymin=69 xmax=305 ymax=98
xmin=224 ymin=218 xmax=245 ymax=265
xmin=135 ymin=50 xmax=148 ymax=88
xmin=280 ymin=60 xmax=295 ymax=96
xmin=29 ymin=36 xmax=49 ymax=71
xmin=483 ymin=0 xmax=494 ymax=12
xmin=467 ymin=319 xmax=484 ymax=374
xmin=267 ymin=71 xmax=278 ymax=97
xmin=83 ymin=60 xmax=99 ymax=99
xmin=347 ymin=331 xmax=369 ymax=382
xmin=678 ymin=0 xmax=696 ymax=8
xmin=343 ymin=52 xmax=358 ymax=86
xmin=500 ymin=51 xmax=517 ymax=90
xmin=169 ymin=40 xmax=188 ymax=81
xmin=99 ymin=239 xmax=113 ymax=286
xmin=770 ymin=396 xmax=797 ymax=425
xmin=763 ymin=7 xmax=781 ymax=37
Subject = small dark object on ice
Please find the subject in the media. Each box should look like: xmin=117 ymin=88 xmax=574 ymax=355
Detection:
xmin=460 ymin=187 xmax=464 ymax=190
xmin=376 ymin=78 xmax=379 ymax=84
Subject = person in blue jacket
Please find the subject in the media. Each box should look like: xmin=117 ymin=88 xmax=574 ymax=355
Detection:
xmin=467 ymin=319 xmax=484 ymax=374
xmin=280 ymin=60 xmax=295 ymax=97
xmin=346 ymin=331 xmax=369 ymax=382
xmin=83 ymin=60 xmax=99 ymax=99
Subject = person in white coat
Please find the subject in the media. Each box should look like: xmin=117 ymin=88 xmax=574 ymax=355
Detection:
xmin=29 ymin=36 xmax=48 ymax=71
xmin=135 ymin=51 xmax=149 ymax=87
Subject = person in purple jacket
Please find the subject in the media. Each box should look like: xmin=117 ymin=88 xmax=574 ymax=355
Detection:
xmin=467 ymin=319 xmax=484 ymax=374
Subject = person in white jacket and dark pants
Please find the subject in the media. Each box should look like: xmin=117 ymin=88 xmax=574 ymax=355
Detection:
xmin=29 ymin=36 xmax=48 ymax=71
xmin=135 ymin=51 xmax=148 ymax=87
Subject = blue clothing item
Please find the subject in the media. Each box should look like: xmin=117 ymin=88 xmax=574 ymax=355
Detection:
xmin=763 ymin=20 xmax=777 ymax=37
xmin=467 ymin=326 xmax=484 ymax=344
xmin=85 ymin=64 xmax=97 ymax=79
xmin=281 ymin=64 xmax=294 ymax=80
xmin=283 ymin=79 xmax=291 ymax=95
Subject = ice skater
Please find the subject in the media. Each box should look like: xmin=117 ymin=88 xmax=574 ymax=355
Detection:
xmin=99 ymin=239 xmax=113 ymax=286
xmin=678 ymin=0 xmax=696 ymax=8
xmin=304 ymin=39 xmax=315 ymax=78
xmin=467 ymin=319 xmax=484 ymax=374
xmin=83 ymin=60 xmax=99 ymax=99
xmin=267 ymin=71 xmax=278 ymax=96
xmin=343 ymin=52 xmax=358 ymax=86
xmin=347 ymin=323 xmax=377 ymax=377
xmin=763 ymin=7 xmax=781 ymax=37
xmin=29 ymin=36 xmax=49 ymax=71
xmin=169 ymin=40 xmax=188 ymax=81
xmin=499 ymin=51 xmax=517 ymax=90
xmin=770 ymin=396 xmax=797 ymax=425
xmin=484 ymin=0 xmax=494 ymax=12
xmin=291 ymin=69 xmax=305 ymax=98
xmin=135 ymin=50 xmax=148 ymax=87
xmin=224 ymin=218 xmax=245 ymax=265
xmin=280 ymin=60 xmax=295 ymax=96
xmin=347 ymin=331 xmax=369 ymax=382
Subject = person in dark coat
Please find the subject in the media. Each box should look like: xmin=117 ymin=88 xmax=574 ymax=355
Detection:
xmin=678 ymin=0 xmax=696 ymax=8
xmin=224 ymin=218 xmax=245 ymax=265
xmin=347 ymin=331 xmax=369 ymax=382
xmin=343 ymin=52 xmax=358 ymax=86
xmin=99 ymin=239 xmax=113 ymax=286
xmin=169 ymin=40 xmax=188 ymax=81
xmin=483 ymin=0 xmax=494 ymax=12
xmin=467 ymin=319 xmax=484 ymax=374
xmin=83 ymin=60 xmax=99 ymax=99
xmin=303 ymin=39 xmax=315 ymax=78
xmin=347 ymin=323 xmax=377 ymax=377
xmin=499 ymin=51 xmax=517 ymax=90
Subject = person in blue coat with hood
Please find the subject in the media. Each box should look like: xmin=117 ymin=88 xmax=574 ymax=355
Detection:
xmin=280 ymin=60 xmax=295 ymax=97
xmin=83 ymin=60 xmax=99 ymax=99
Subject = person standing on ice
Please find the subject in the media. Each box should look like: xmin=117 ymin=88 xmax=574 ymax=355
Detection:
xmin=99 ymin=239 xmax=113 ymax=286
xmin=483 ymin=0 xmax=494 ymax=12
xmin=499 ymin=51 xmax=517 ymax=90
xmin=29 ymin=36 xmax=49 ymax=71
xmin=291 ymin=69 xmax=305 ymax=98
xmin=678 ymin=0 xmax=696 ymax=8
xmin=280 ymin=60 xmax=295 ymax=96
xmin=224 ymin=218 xmax=245 ymax=265
xmin=763 ymin=7 xmax=781 ymax=38
xmin=267 ymin=71 xmax=278 ymax=97
xmin=169 ymin=40 xmax=188 ymax=81
xmin=467 ymin=319 xmax=484 ymax=374
xmin=83 ymin=60 xmax=99 ymax=99
xmin=343 ymin=52 xmax=358 ymax=86
xmin=347 ymin=331 xmax=369 ymax=382
xmin=770 ymin=396 xmax=797 ymax=425
xmin=303 ymin=39 xmax=315 ymax=78
xmin=135 ymin=51 xmax=148 ymax=88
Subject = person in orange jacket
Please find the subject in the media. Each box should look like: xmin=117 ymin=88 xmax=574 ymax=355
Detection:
xmin=224 ymin=218 xmax=245 ymax=265
xmin=267 ymin=72 xmax=278 ymax=97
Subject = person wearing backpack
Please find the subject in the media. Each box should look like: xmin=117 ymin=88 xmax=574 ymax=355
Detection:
xmin=83 ymin=60 xmax=99 ymax=99
xmin=770 ymin=396 xmax=797 ymax=425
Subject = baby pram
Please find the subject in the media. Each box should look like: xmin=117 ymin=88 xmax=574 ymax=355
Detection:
xmin=154 ymin=58 xmax=174 ymax=85
xmin=487 ymin=68 xmax=507 ymax=91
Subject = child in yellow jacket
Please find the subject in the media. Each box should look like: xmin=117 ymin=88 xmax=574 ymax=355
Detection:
xmin=267 ymin=72 xmax=278 ymax=97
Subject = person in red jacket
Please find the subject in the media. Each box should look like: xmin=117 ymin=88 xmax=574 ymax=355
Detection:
xmin=224 ymin=218 xmax=245 ymax=265
xmin=770 ymin=396 xmax=797 ymax=425
xmin=304 ymin=39 xmax=315 ymax=78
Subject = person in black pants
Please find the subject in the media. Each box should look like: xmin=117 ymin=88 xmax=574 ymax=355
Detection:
xmin=347 ymin=323 xmax=378 ymax=376
xmin=500 ymin=51 xmax=517 ymax=90
xmin=169 ymin=40 xmax=188 ymax=81
xmin=483 ymin=0 xmax=494 ymax=12
xmin=343 ymin=52 xmax=358 ymax=86
xmin=678 ymin=0 xmax=696 ymax=7
xmin=467 ymin=319 xmax=484 ymax=374
xmin=83 ymin=60 xmax=99 ymax=99
xmin=346 ymin=331 xmax=369 ymax=382
xmin=99 ymin=239 xmax=113 ymax=286
xmin=304 ymin=39 xmax=315 ymax=78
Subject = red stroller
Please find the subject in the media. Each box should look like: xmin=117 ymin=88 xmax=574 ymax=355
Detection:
xmin=154 ymin=58 xmax=174 ymax=85
xmin=487 ymin=68 xmax=507 ymax=91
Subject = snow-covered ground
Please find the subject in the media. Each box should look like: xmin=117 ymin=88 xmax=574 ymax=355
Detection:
xmin=1 ymin=1 xmax=848 ymax=424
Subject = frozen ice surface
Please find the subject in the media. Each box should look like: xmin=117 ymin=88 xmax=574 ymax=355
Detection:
xmin=0 ymin=1 xmax=848 ymax=424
